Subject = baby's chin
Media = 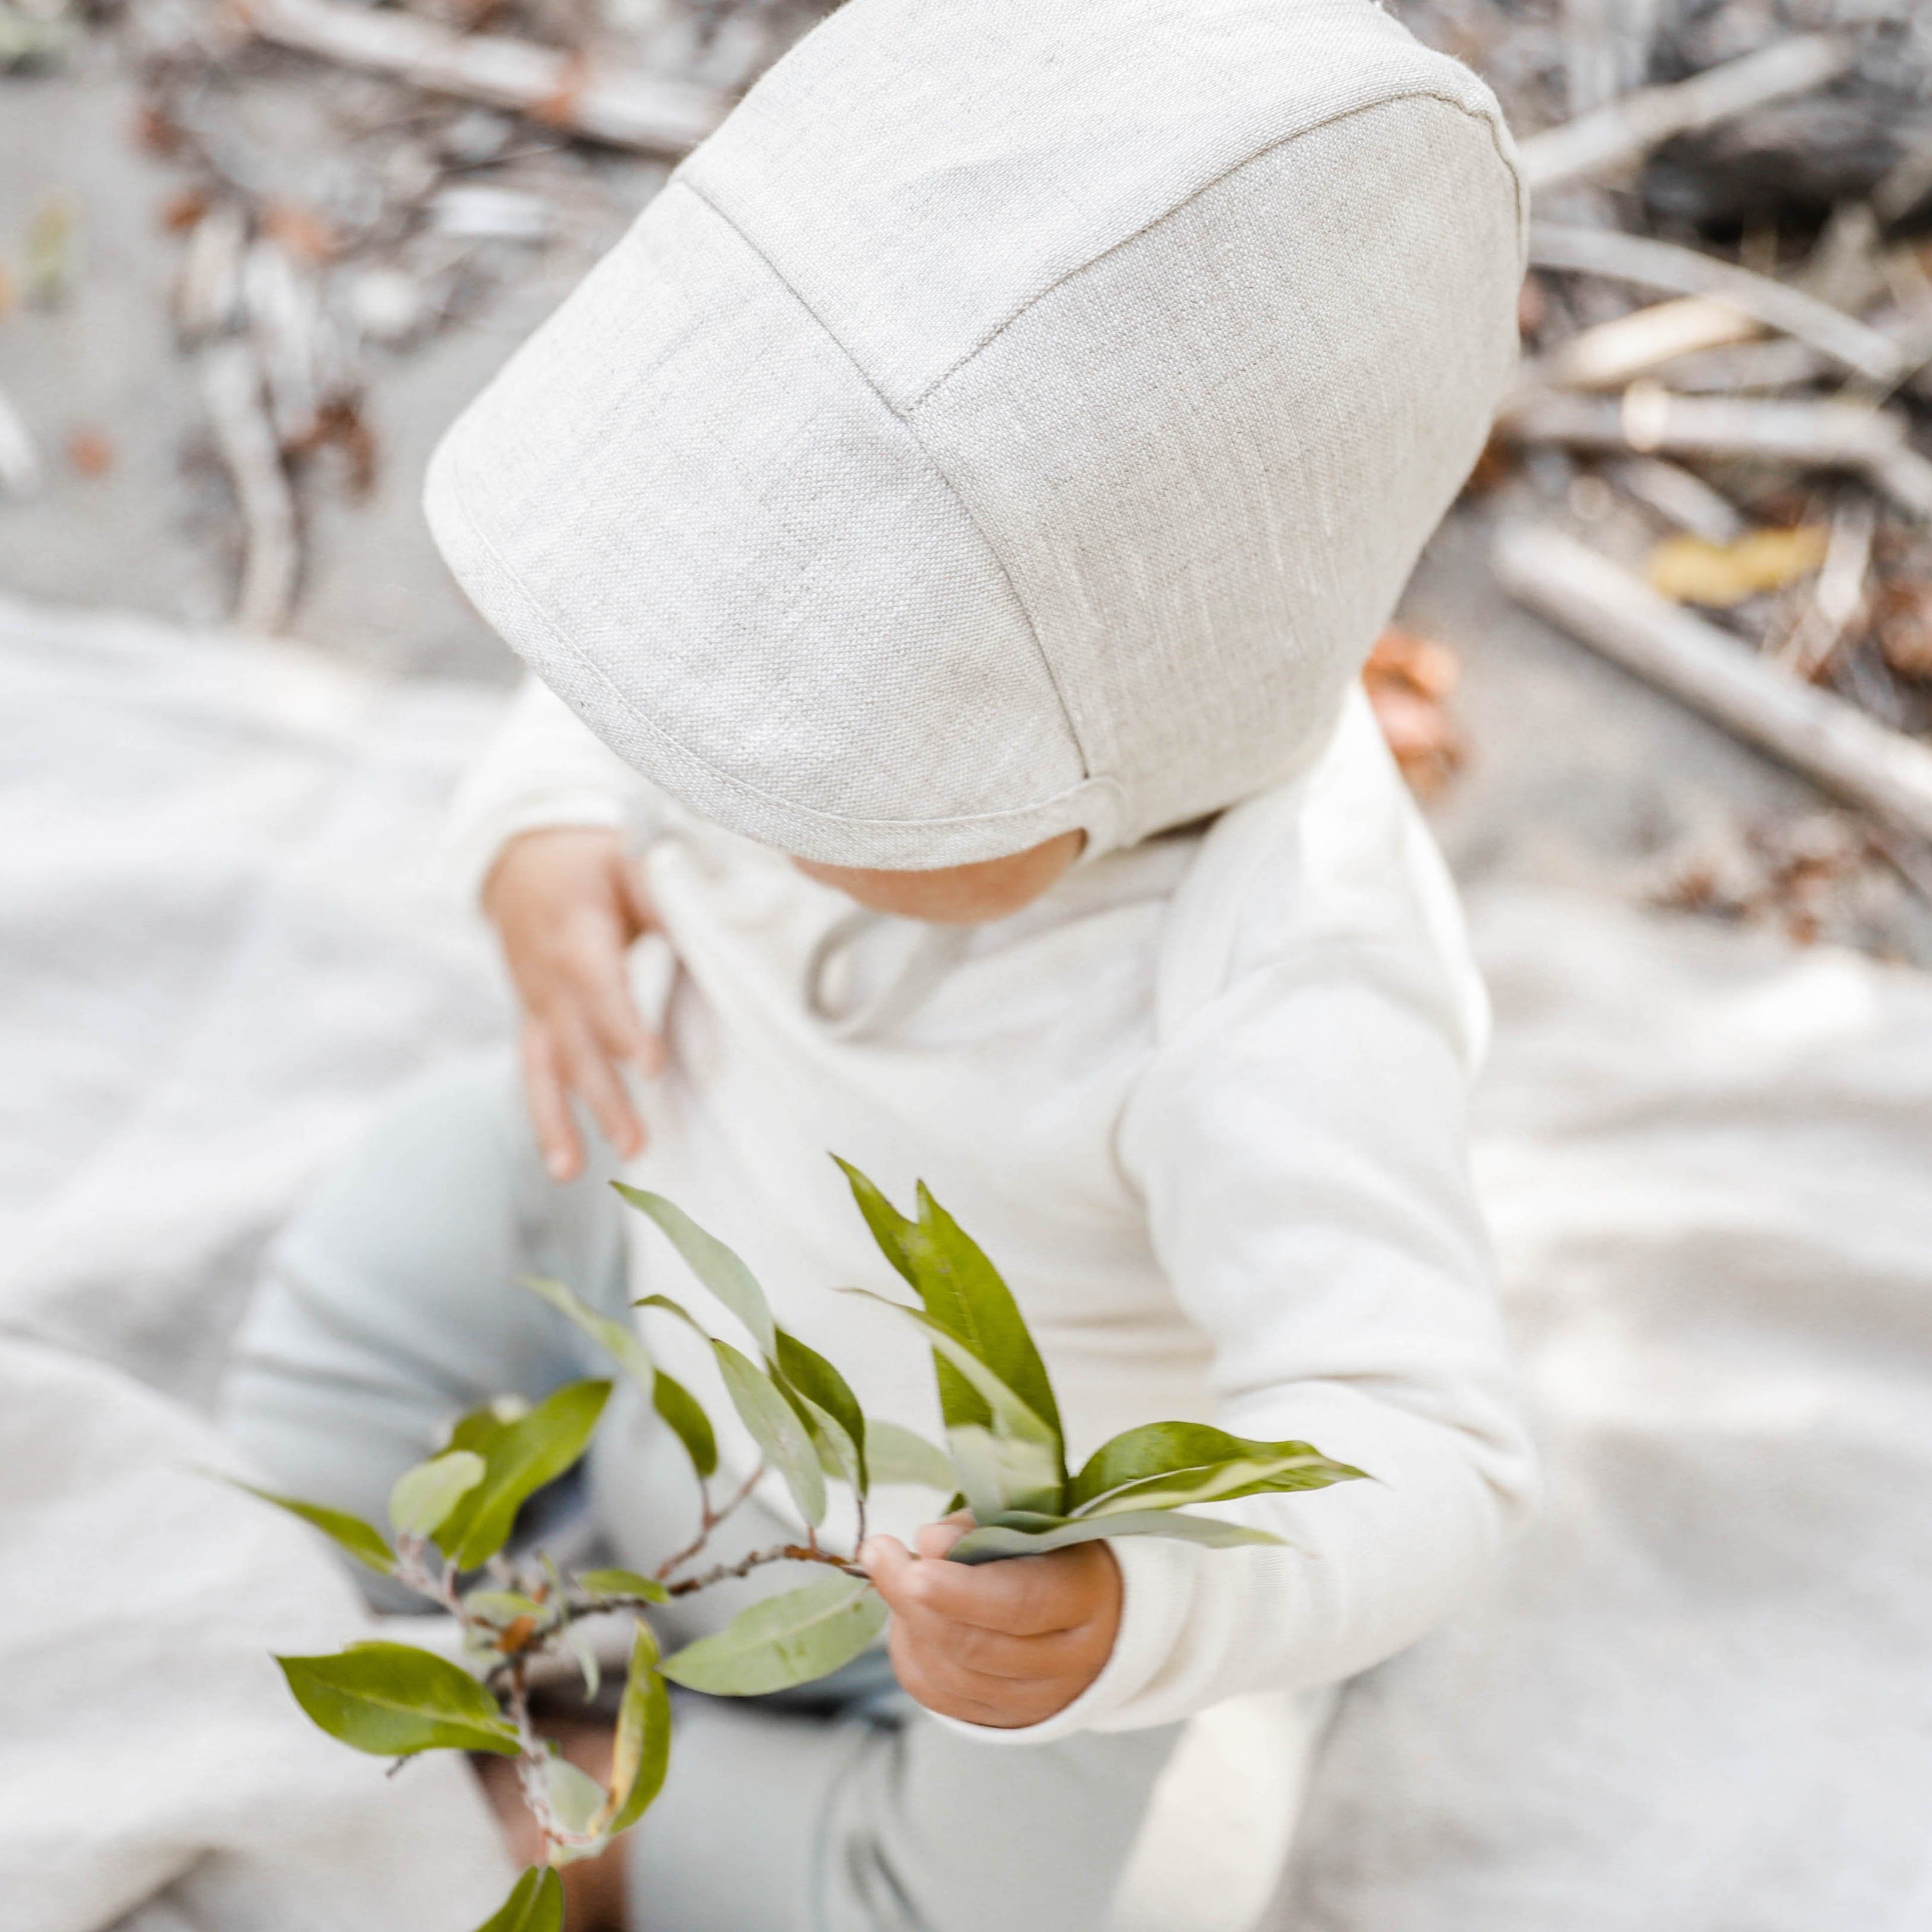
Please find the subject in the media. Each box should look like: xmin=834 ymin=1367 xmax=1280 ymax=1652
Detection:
xmin=790 ymin=830 xmax=1085 ymax=926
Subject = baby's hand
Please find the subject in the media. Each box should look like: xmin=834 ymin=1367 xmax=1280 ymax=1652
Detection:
xmin=483 ymin=827 xmax=665 ymax=1182
xmin=861 ymin=1516 xmax=1121 ymax=1729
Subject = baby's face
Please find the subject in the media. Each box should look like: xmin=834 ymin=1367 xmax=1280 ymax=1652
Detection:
xmin=792 ymin=830 xmax=1084 ymax=925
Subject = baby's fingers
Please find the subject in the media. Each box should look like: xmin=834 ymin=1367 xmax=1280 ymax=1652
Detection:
xmin=558 ymin=1017 xmax=646 ymax=1163
xmin=520 ymin=1023 xmax=584 ymax=1183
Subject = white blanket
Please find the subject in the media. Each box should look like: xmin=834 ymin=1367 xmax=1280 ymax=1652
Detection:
xmin=5 ymin=594 xmax=1931 ymax=1929
xmin=1282 ymin=895 xmax=1932 ymax=1930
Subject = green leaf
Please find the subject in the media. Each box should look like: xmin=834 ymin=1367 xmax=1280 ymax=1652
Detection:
xmin=461 ymin=1588 xmax=545 ymax=1625
xmin=442 ymin=1395 xmax=528 ymax=1459
xmin=520 ymin=1274 xmax=655 ymax=1395
xmin=437 ymin=1379 xmax=612 ymax=1570
xmin=578 ymin=1567 xmax=668 ymax=1604
xmin=832 ymin=1155 xmax=920 ymax=1288
xmin=651 ymin=1368 xmax=719 ymax=1481
xmin=713 ymin=1340 xmax=825 ymax=1526
xmin=660 ymin=1574 xmax=886 ymax=1696
xmin=911 ymin=1182 xmax=1063 ymax=1452
xmin=947 ymin=1509 xmax=1287 ymax=1564
xmin=471 ymin=1867 xmax=564 ymax=1932
xmin=564 ymin=1624 xmax=602 ymax=1702
xmin=602 ymin=1621 xmax=671 ymax=1834
xmin=944 ymin=1423 xmax=1065 ymax=1525
xmin=841 ymin=1290 xmax=1062 ymax=1516
xmin=276 ymin=1641 xmax=520 ymax=1756
xmin=614 ymin=1184 xmax=776 ymax=1358
xmin=865 ymin=1420 xmax=954 ymax=1491
xmin=1069 ymin=1422 xmax=1366 ymax=1516
xmin=224 ymin=1478 xmax=394 ymax=1577
xmin=388 ymin=1451 xmax=486 ymax=1540
xmin=547 ymin=1755 xmax=609 ymax=1837
xmin=774 ymin=1328 xmax=868 ymax=1493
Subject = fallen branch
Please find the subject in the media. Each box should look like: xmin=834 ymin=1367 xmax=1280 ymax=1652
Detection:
xmin=1550 ymin=294 xmax=1760 ymax=390
xmin=198 ymin=340 xmax=300 ymax=634
xmin=1497 ymin=388 xmax=1932 ymax=520
xmin=1607 ymin=454 xmax=1745 ymax=545
xmin=1492 ymin=522 xmax=1932 ymax=846
xmin=1775 ymin=492 xmax=1876 ymax=680
xmin=0 ymin=381 xmax=40 ymax=499
xmin=240 ymin=0 xmax=731 ymax=154
xmin=1529 ymin=221 xmax=1908 ymax=385
xmin=1518 ymin=34 xmax=1854 ymax=192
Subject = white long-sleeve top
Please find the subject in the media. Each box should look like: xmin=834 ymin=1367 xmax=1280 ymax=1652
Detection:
xmin=449 ymin=677 xmax=1535 ymax=1744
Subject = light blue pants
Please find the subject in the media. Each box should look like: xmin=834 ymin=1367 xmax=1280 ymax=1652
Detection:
xmin=219 ymin=1055 xmax=1176 ymax=1932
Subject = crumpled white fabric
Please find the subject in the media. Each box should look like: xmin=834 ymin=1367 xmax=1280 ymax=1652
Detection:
xmin=0 ymin=593 xmax=509 ymax=1405
xmin=1277 ymin=889 xmax=1932 ymax=1930
xmin=0 ymin=1335 xmax=517 ymax=1932
xmin=0 ymin=595 xmax=517 ymax=1931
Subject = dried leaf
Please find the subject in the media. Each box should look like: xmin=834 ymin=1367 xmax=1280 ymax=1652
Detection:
xmin=1647 ymin=526 xmax=1831 ymax=608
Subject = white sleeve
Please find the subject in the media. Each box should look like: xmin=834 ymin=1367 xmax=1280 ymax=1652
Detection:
xmin=445 ymin=675 xmax=657 ymax=905
xmin=983 ymin=932 xmax=1537 ymax=1743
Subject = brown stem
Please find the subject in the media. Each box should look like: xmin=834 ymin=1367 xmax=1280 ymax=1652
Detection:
xmin=652 ymin=1461 xmax=767 ymax=1582
xmin=664 ymin=1542 xmax=866 ymax=1597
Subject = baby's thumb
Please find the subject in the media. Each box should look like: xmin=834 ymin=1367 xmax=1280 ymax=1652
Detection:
xmin=615 ymin=851 xmax=658 ymax=937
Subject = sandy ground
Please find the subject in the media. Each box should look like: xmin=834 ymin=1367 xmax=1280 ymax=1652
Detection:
xmin=0 ymin=43 xmax=1883 ymax=927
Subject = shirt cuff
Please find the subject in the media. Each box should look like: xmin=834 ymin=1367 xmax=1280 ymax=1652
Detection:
xmin=445 ymin=789 xmax=632 ymax=911
xmin=928 ymin=1533 xmax=1203 ymax=1747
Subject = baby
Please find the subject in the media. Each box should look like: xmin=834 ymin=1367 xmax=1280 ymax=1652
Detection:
xmin=223 ymin=1 xmax=1535 ymax=1925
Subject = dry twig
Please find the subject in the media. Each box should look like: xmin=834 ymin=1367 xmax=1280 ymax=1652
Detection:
xmin=1499 ymin=388 xmax=1932 ymax=520
xmin=1493 ymin=522 xmax=1932 ymax=846
xmin=240 ymin=0 xmax=732 ymax=153
xmin=1518 ymin=35 xmax=1855 ymax=192
xmin=1529 ymin=221 xmax=1910 ymax=385
xmin=198 ymin=340 xmax=300 ymax=634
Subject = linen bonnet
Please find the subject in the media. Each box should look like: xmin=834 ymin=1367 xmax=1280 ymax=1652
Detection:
xmin=425 ymin=0 xmax=1525 ymax=868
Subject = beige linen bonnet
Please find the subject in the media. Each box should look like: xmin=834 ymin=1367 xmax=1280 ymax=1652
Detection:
xmin=425 ymin=0 xmax=1524 ymax=869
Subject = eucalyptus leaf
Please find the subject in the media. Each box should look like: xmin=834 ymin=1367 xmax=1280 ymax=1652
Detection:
xmin=437 ymin=1378 xmax=612 ymax=1569
xmin=276 ymin=1641 xmax=520 ymax=1756
xmin=947 ymin=1509 xmax=1287 ymax=1564
xmin=520 ymin=1274 xmax=655 ymax=1394
xmin=461 ymin=1589 xmax=544 ymax=1626
xmin=388 ymin=1451 xmax=486 ymax=1539
xmin=629 ymin=1294 xmax=726 ymax=1481
xmin=547 ymin=1754 xmax=609 ymax=1837
xmin=774 ymin=1329 xmax=868 ymax=1493
xmin=944 ymin=1423 xmax=1064 ymax=1523
xmin=614 ymin=1184 xmax=776 ymax=1357
xmin=841 ymin=1290 xmax=1062 ymax=1515
xmin=1069 ymin=1421 xmax=1365 ymax=1515
xmin=443 ymin=1395 xmax=528 ymax=1459
xmin=864 ymin=1420 xmax=954 ymax=1491
xmin=602 ymin=1621 xmax=671 ymax=1834
xmin=832 ymin=1155 xmax=920 ymax=1288
xmin=223 ymin=1478 xmax=394 ymax=1577
xmin=661 ymin=1574 xmax=886 ymax=1696
xmin=564 ymin=1624 xmax=602 ymax=1702
xmin=713 ymin=1340 xmax=825 ymax=1526
xmin=578 ymin=1567 xmax=668 ymax=1604
xmin=472 ymin=1867 xmax=564 ymax=1932
xmin=651 ymin=1368 xmax=719 ymax=1481
xmin=912 ymin=1181 xmax=1064 ymax=1449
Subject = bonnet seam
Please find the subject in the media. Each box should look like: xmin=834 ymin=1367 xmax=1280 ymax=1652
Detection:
xmin=904 ymin=87 xmax=1525 ymax=413
xmin=676 ymin=176 xmax=1104 ymax=798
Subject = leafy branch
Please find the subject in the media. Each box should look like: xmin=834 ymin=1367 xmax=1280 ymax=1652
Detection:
xmin=231 ymin=1161 xmax=1367 ymax=1927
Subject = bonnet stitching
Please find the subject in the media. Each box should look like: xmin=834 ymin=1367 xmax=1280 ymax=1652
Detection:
xmin=437 ymin=430 xmax=1114 ymax=838
xmin=677 ymin=177 xmax=1103 ymax=793
xmin=904 ymin=88 xmax=1525 ymax=412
